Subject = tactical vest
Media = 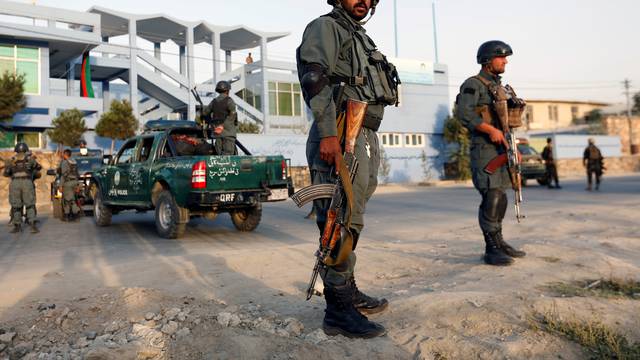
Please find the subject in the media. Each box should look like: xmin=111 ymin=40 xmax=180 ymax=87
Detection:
xmin=471 ymin=75 xmax=526 ymax=130
xmin=209 ymin=96 xmax=232 ymax=126
xmin=11 ymin=157 xmax=32 ymax=179
xmin=66 ymin=159 xmax=79 ymax=180
xmin=588 ymin=146 xmax=602 ymax=161
xmin=323 ymin=12 xmax=401 ymax=114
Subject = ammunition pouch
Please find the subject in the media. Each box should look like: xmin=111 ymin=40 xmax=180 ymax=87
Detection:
xmin=363 ymin=108 xmax=383 ymax=131
xmin=365 ymin=50 xmax=400 ymax=106
xmin=475 ymin=105 xmax=493 ymax=124
xmin=473 ymin=76 xmax=526 ymax=129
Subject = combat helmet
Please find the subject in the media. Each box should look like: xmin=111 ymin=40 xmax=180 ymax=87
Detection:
xmin=327 ymin=0 xmax=380 ymax=16
xmin=215 ymin=81 xmax=231 ymax=93
xmin=477 ymin=40 xmax=513 ymax=64
xmin=14 ymin=142 xmax=29 ymax=153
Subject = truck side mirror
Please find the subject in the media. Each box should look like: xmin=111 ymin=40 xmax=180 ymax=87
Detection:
xmin=46 ymin=169 xmax=57 ymax=176
xmin=103 ymin=155 xmax=113 ymax=165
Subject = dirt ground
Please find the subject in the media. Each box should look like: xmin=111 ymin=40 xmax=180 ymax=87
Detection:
xmin=0 ymin=175 xmax=639 ymax=360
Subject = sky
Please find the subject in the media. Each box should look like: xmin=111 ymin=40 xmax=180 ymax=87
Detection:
xmin=30 ymin=0 xmax=640 ymax=105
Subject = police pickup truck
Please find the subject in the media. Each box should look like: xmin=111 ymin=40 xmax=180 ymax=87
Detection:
xmin=90 ymin=120 xmax=293 ymax=238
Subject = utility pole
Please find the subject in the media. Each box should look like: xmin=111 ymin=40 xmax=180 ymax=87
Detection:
xmin=432 ymin=0 xmax=439 ymax=63
xmin=393 ymin=0 xmax=399 ymax=57
xmin=623 ymin=79 xmax=635 ymax=154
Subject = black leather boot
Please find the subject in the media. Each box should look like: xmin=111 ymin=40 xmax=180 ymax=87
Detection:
xmin=323 ymin=283 xmax=386 ymax=339
xmin=350 ymin=277 xmax=389 ymax=315
xmin=495 ymin=231 xmax=526 ymax=258
xmin=29 ymin=221 xmax=39 ymax=234
xmin=10 ymin=224 xmax=21 ymax=234
xmin=483 ymin=232 xmax=514 ymax=266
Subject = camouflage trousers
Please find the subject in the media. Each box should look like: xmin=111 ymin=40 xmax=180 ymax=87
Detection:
xmin=9 ymin=178 xmax=36 ymax=226
xmin=306 ymin=123 xmax=380 ymax=286
xmin=215 ymin=137 xmax=237 ymax=155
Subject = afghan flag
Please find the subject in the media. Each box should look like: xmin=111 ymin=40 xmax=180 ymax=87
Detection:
xmin=80 ymin=52 xmax=95 ymax=98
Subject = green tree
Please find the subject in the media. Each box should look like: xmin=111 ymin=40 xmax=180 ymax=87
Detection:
xmin=632 ymin=92 xmax=640 ymax=115
xmin=238 ymin=121 xmax=261 ymax=134
xmin=420 ymin=150 xmax=434 ymax=183
xmin=584 ymin=109 xmax=603 ymax=123
xmin=443 ymin=114 xmax=471 ymax=181
xmin=378 ymin=145 xmax=391 ymax=184
xmin=46 ymin=109 xmax=88 ymax=151
xmin=96 ymin=100 xmax=139 ymax=154
xmin=0 ymin=71 xmax=26 ymax=122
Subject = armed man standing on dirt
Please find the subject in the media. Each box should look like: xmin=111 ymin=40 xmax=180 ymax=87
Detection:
xmin=542 ymin=137 xmax=561 ymax=189
xmin=583 ymin=138 xmax=604 ymax=191
xmin=58 ymin=149 xmax=80 ymax=222
xmin=3 ymin=142 xmax=42 ymax=234
xmin=297 ymin=0 xmax=401 ymax=338
xmin=455 ymin=41 xmax=527 ymax=266
xmin=203 ymin=81 xmax=238 ymax=155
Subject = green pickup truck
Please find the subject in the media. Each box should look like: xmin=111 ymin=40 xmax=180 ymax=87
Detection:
xmin=91 ymin=120 xmax=293 ymax=238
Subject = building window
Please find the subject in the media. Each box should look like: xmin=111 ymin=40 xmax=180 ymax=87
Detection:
xmin=525 ymin=105 xmax=534 ymax=125
xmin=379 ymin=133 xmax=402 ymax=148
xmin=268 ymin=82 xmax=302 ymax=117
xmin=0 ymin=44 xmax=40 ymax=95
xmin=548 ymin=105 xmax=558 ymax=123
xmin=404 ymin=133 xmax=424 ymax=148
xmin=16 ymin=132 xmax=42 ymax=149
xmin=571 ymin=106 xmax=579 ymax=121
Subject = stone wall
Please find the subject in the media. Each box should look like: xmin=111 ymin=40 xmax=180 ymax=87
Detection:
xmin=0 ymin=151 xmax=60 ymax=211
xmin=556 ymin=155 xmax=640 ymax=178
xmin=289 ymin=166 xmax=311 ymax=190
xmin=603 ymin=116 xmax=640 ymax=154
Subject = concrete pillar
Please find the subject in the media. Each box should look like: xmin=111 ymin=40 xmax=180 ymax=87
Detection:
xmin=260 ymin=37 xmax=269 ymax=133
xmin=211 ymin=32 xmax=221 ymax=85
xmin=186 ymin=26 xmax=195 ymax=120
xmin=102 ymin=36 xmax=109 ymax=58
xmin=179 ymin=45 xmax=186 ymax=76
xmin=225 ymin=50 xmax=232 ymax=72
xmin=154 ymin=42 xmax=161 ymax=74
xmin=66 ymin=61 xmax=75 ymax=96
xmin=128 ymin=19 xmax=139 ymax=119
xmin=102 ymin=81 xmax=110 ymax=114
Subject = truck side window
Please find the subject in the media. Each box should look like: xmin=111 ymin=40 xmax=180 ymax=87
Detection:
xmin=116 ymin=140 xmax=137 ymax=164
xmin=138 ymin=137 xmax=155 ymax=162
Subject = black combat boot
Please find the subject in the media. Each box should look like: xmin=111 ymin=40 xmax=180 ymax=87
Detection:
xmin=495 ymin=231 xmax=526 ymax=258
xmin=350 ymin=277 xmax=389 ymax=315
xmin=29 ymin=221 xmax=39 ymax=234
xmin=483 ymin=232 xmax=514 ymax=266
xmin=323 ymin=283 xmax=386 ymax=339
xmin=10 ymin=224 xmax=21 ymax=234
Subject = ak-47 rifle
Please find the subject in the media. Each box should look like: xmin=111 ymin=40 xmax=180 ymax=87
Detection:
xmin=291 ymin=97 xmax=368 ymax=300
xmin=483 ymin=84 xmax=525 ymax=222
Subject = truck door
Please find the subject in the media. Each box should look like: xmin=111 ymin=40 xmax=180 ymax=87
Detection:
xmin=129 ymin=136 xmax=156 ymax=203
xmin=108 ymin=139 xmax=138 ymax=201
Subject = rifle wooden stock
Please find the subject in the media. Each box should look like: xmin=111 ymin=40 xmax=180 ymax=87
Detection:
xmin=484 ymin=151 xmax=522 ymax=175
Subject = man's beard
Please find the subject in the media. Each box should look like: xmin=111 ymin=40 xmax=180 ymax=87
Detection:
xmin=349 ymin=3 xmax=369 ymax=20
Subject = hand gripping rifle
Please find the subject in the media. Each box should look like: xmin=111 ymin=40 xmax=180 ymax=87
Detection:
xmin=290 ymin=98 xmax=368 ymax=300
xmin=483 ymin=85 xmax=525 ymax=222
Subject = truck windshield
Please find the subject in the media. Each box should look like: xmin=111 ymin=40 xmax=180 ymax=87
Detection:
xmin=517 ymin=144 xmax=538 ymax=156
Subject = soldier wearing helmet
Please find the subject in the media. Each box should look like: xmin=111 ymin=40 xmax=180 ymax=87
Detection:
xmin=455 ymin=40 xmax=527 ymax=266
xmin=203 ymin=80 xmax=238 ymax=155
xmin=3 ymin=142 xmax=42 ymax=233
xmin=296 ymin=0 xmax=400 ymax=339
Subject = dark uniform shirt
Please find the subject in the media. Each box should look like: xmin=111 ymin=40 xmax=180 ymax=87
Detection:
xmin=203 ymin=93 xmax=238 ymax=138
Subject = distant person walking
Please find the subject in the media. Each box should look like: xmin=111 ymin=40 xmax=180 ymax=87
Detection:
xmin=245 ymin=52 xmax=254 ymax=64
xmin=583 ymin=138 xmax=604 ymax=191
xmin=541 ymin=137 xmax=561 ymax=189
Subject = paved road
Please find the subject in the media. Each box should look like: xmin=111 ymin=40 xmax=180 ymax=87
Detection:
xmin=1 ymin=174 xmax=638 ymax=318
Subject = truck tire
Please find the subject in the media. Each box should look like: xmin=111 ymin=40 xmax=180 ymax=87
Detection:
xmin=93 ymin=189 xmax=112 ymax=227
xmin=155 ymin=190 xmax=188 ymax=239
xmin=231 ymin=205 xmax=262 ymax=232
xmin=52 ymin=198 xmax=63 ymax=219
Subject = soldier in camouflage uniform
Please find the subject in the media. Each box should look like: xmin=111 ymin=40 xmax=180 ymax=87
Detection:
xmin=3 ymin=142 xmax=41 ymax=234
xmin=455 ymin=41 xmax=527 ymax=266
xmin=58 ymin=149 xmax=80 ymax=221
xmin=297 ymin=0 xmax=400 ymax=338
xmin=203 ymin=81 xmax=238 ymax=155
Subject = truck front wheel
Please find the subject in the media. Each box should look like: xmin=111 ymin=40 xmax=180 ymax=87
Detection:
xmin=155 ymin=190 xmax=188 ymax=239
xmin=94 ymin=189 xmax=112 ymax=226
xmin=231 ymin=205 xmax=262 ymax=232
